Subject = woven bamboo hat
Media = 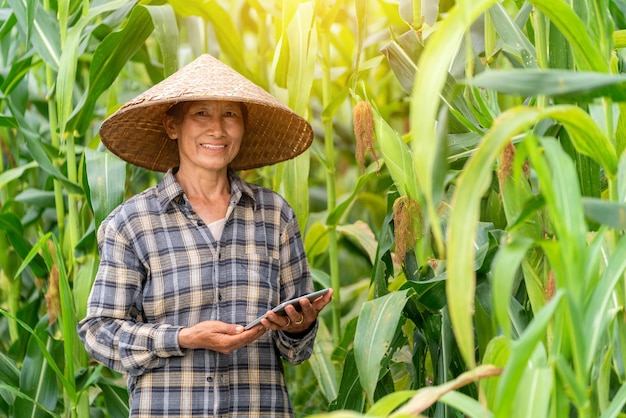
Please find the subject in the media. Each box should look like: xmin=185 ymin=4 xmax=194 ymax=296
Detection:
xmin=99 ymin=54 xmax=314 ymax=172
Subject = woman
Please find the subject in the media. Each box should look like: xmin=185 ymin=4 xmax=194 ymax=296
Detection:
xmin=78 ymin=54 xmax=332 ymax=417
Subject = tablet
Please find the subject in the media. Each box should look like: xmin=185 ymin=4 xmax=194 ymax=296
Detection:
xmin=244 ymin=288 xmax=330 ymax=330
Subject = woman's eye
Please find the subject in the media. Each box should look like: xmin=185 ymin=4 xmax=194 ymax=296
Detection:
xmin=224 ymin=111 xmax=238 ymax=118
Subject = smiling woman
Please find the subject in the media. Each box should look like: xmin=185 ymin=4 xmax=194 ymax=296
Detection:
xmin=77 ymin=54 xmax=332 ymax=418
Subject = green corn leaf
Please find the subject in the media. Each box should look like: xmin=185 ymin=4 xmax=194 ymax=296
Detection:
xmin=380 ymin=35 xmax=420 ymax=95
xmin=0 ymin=8 xmax=18 ymax=42
xmin=400 ymin=275 xmax=447 ymax=312
xmin=468 ymin=69 xmax=626 ymax=103
xmin=98 ymin=383 xmax=130 ymax=418
xmin=555 ymin=355 xmax=588 ymax=410
xmin=303 ymin=222 xmax=330 ymax=261
xmin=529 ymin=0 xmax=608 ymax=72
xmin=168 ymin=0 xmax=251 ymax=81
xmin=309 ymin=412 xmax=365 ymax=418
xmin=543 ymin=106 xmax=617 ymax=179
xmin=1 ymin=53 xmax=34 ymax=97
xmin=6 ymin=0 xmax=60 ymax=70
xmin=57 ymin=0 xmax=136 ymax=137
xmin=13 ymin=189 xmax=55 ymax=207
xmin=594 ymin=331 xmax=616 ymax=407
xmin=0 ymin=384 xmax=61 ymax=418
xmin=337 ymin=223 xmax=377 ymax=265
xmin=513 ymin=365 xmax=552 ymax=418
xmin=281 ymin=2 xmax=317 ymax=233
xmin=491 ymin=238 xmax=535 ymax=339
xmin=527 ymin=138 xmax=587 ymax=293
xmin=448 ymin=106 xmax=541 ymax=368
xmin=143 ymin=5 xmax=179 ymax=76
xmin=283 ymin=156 xmax=310 ymax=236
xmin=14 ymin=318 xmax=58 ymax=417
xmin=0 ymin=214 xmax=47 ymax=278
xmin=381 ymin=36 xmax=480 ymax=132
xmin=72 ymin=4 xmax=155 ymax=133
xmin=308 ymin=320 xmax=338 ymax=402
xmin=481 ymin=336 xmax=512 ymax=409
xmin=85 ymin=148 xmax=126 ymax=229
xmin=371 ymin=104 xmax=418 ymax=199
xmin=584 ymin=233 xmax=626 ymax=372
xmin=0 ymin=309 xmax=72 ymax=391
xmin=609 ymin=324 xmax=626 ymax=398
xmin=488 ymin=2 xmax=537 ymax=68
xmin=286 ymin=2 xmax=317 ymax=116
xmin=47 ymin=235 xmax=78 ymax=401
xmin=615 ymin=29 xmax=626 ymax=49
xmin=0 ymin=161 xmax=37 ymax=192
xmin=12 ymin=231 xmax=53 ymax=283
xmin=367 ymin=391 xmax=416 ymax=417
xmin=494 ymin=291 xmax=564 ymax=416
xmin=617 ymin=106 xmax=626 ymax=165
xmin=354 ymin=290 xmax=410 ymax=404
xmin=0 ymin=351 xmax=19 ymax=388
xmin=328 ymin=349 xmax=365 ymax=413
xmin=327 ymin=170 xmax=377 ymax=226
xmin=72 ymin=255 xmax=98 ymax=322
xmin=600 ymin=377 xmax=626 ymax=418
xmin=438 ymin=390 xmax=495 ymax=418
xmin=17 ymin=112 xmax=83 ymax=195
xmin=582 ymin=198 xmax=626 ymax=229
xmin=0 ymin=114 xmax=17 ymax=128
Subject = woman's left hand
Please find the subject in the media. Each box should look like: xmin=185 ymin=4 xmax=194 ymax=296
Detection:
xmin=262 ymin=289 xmax=333 ymax=334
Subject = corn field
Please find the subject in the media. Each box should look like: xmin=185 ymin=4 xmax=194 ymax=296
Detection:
xmin=3 ymin=0 xmax=626 ymax=417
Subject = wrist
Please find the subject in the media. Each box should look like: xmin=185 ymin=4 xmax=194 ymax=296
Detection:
xmin=283 ymin=321 xmax=315 ymax=339
xmin=178 ymin=327 xmax=194 ymax=349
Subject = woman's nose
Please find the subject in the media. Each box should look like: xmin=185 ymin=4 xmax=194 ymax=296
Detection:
xmin=205 ymin=117 xmax=224 ymax=135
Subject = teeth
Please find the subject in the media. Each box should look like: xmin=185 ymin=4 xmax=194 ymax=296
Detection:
xmin=201 ymin=144 xmax=225 ymax=149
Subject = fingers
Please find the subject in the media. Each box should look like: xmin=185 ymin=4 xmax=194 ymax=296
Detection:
xmin=261 ymin=290 xmax=334 ymax=333
xmin=178 ymin=320 xmax=266 ymax=352
xmin=262 ymin=310 xmax=293 ymax=330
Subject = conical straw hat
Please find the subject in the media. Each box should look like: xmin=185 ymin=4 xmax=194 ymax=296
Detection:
xmin=99 ymin=54 xmax=314 ymax=172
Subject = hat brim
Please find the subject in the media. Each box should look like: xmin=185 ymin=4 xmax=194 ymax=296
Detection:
xmin=99 ymin=55 xmax=314 ymax=172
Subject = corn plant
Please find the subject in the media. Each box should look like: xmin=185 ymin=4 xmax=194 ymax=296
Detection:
xmin=311 ymin=0 xmax=626 ymax=416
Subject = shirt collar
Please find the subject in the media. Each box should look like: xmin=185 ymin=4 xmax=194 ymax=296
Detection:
xmin=227 ymin=169 xmax=256 ymax=208
xmin=157 ymin=168 xmax=257 ymax=213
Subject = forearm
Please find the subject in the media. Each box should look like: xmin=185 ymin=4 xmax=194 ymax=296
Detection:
xmin=78 ymin=316 xmax=184 ymax=376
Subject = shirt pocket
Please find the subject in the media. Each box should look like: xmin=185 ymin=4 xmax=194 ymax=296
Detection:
xmin=239 ymin=253 xmax=280 ymax=325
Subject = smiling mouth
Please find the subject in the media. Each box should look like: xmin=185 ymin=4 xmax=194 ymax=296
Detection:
xmin=201 ymin=144 xmax=226 ymax=150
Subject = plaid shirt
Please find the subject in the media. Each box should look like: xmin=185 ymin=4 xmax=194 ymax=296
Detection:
xmin=78 ymin=169 xmax=316 ymax=417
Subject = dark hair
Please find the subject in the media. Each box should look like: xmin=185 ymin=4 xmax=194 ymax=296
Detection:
xmin=165 ymin=101 xmax=248 ymax=127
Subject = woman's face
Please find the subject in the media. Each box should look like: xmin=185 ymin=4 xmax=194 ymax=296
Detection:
xmin=164 ymin=100 xmax=245 ymax=175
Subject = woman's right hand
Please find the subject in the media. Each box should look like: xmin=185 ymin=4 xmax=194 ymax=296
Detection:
xmin=178 ymin=321 xmax=266 ymax=354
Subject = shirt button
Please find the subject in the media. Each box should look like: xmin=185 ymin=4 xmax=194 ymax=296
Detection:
xmin=206 ymin=376 xmax=213 ymax=382
xmin=218 ymin=293 xmax=222 ymax=301
xmin=197 ymin=220 xmax=205 ymax=226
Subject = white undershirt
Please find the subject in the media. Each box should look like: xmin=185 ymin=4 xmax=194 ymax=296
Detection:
xmin=207 ymin=217 xmax=227 ymax=241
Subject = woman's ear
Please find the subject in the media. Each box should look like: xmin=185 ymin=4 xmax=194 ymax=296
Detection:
xmin=163 ymin=114 xmax=178 ymax=140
